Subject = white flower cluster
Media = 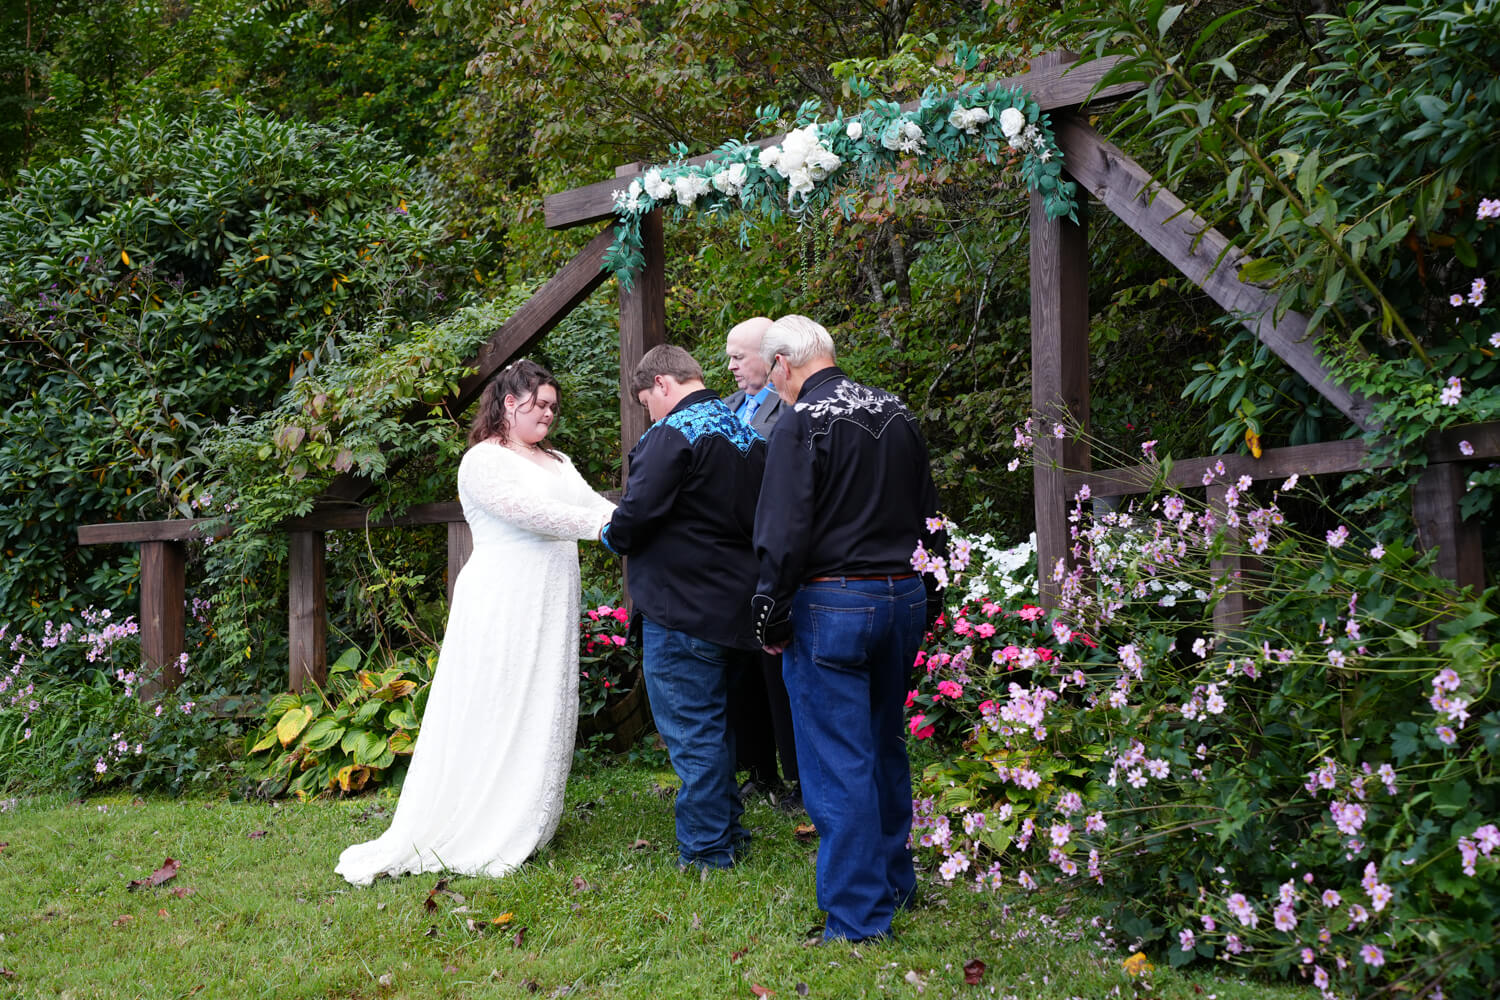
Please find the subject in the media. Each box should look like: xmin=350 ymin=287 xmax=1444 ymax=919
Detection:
xmin=947 ymin=104 xmax=993 ymax=135
xmin=613 ymin=158 xmax=752 ymax=217
xmin=998 ymin=106 xmax=1049 ymax=160
xmin=758 ymin=123 xmax=842 ymax=204
xmin=880 ymin=118 xmax=926 ymax=154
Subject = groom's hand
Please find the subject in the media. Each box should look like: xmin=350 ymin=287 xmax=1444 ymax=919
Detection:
xmin=751 ymin=594 xmax=792 ymax=649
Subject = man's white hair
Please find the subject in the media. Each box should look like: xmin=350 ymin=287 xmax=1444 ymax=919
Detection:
xmin=761 ymin=314 xmax=836 ymax=368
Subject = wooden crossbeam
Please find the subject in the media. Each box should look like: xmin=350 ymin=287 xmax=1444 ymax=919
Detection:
xmin=1065 ymin=421 xmax=1500 ymax=499
xmin=543 ymin=55 xmax=1146 ymax=231
xmin=1052 ymin=118 xmax=1379 ymax=433
xmin=319 ymin=225 xmax=618 ymax=504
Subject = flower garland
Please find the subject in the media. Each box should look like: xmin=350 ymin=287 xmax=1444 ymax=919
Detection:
xmin=602 ymin=81 xmax=1079 ymax=288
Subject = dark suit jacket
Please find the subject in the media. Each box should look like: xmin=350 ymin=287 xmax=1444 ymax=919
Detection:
xmin=723 ymin=387 xmax=786 ymax=438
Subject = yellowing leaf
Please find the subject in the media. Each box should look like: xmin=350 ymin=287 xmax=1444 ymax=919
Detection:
xmin=276 ymin=706 xmax=314 ymax=746
xmin=374 ymin=678 xmax=418 ymax=701
xmin=1122 ymin=952 xmax=1153 ymax=976
xmin=1245 ymin=426 xmax=1263 ymax=459
xmin=491 ymin=912 xmax=514 ymax=925
xmin=254 ymin=254 xmax=270 ymax=262
xmin=121 ymin=250 xmax=132 ymax=266
xmin=337 ymin=764 xmax=371 ymax=793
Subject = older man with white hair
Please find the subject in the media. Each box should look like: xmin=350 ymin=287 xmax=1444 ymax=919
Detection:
xmin=750 ymin=314 xmax=945 ymax=943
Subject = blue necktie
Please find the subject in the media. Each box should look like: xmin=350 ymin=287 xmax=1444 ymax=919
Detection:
xmin=740 ymin=395 xmax=761 ymax=425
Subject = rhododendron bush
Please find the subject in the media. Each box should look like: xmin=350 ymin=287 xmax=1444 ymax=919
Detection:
xmin=908 ymin=477 xmax=1498 ymax=999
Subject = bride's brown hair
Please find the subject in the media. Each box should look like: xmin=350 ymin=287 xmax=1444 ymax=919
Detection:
xmin=469 ymin=359 xmax=563 ymax=455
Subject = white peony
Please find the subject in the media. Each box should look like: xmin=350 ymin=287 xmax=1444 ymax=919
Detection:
xmin=672 ymin=172 xmax=711 ymax=207
xmin=758 ymin=146 xmax=781 ymax=169
xmin=999 ymin=106 xmax=1027 ymax=140
xmin=846 ymin=120 xmax=863 ymax=141
xmin=710 ymin=162 xmax=748 ymax=196
xmin=642 ymin=168 xmax=672 ymax=201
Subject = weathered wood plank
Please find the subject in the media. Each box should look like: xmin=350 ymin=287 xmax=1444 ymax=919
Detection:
xmin=77 ymin=518 xmax=216 ymax=545
xmin=1426 ymin=420 xmax=1500 ymax=464
xmin=1030 ymin=137 xmax=1091 ymax=611
xmin=545 ymin=54 xmax=1146 ymax=231
xmin=1052 ymin=118 xmax=1378 ymax=433
xmin=282 ymin=501 xmax=466 ymax=532
xmin=319 ymin=225 xmax=617 ymax=504
xmin=288 ymin=531 xmax=327 ymax=693
xmin=138 ymin=541 xmax=186 ymax=699
xmin=447 ymin=520 xmax=474 ymax=603
xmin=1071 ymin=438 xmax=1371 ymax=498
xmin=1414 ymin=463 xmax=1485 ymax=592
xmin=618 ymin=189 xmax=667 ymax=464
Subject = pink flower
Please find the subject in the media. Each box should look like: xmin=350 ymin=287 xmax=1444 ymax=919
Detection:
xmin=1321 ymin=889 xmax=1341 ymax=907
xmin=936 ymin=680 xmax=964 ymax=699
xmin=1441 ymin=376 xmax=1463 ymax=406
xmin=613 ymin=607 xmax=630 ymax=623
xmin=1326 ymin=525 xmax=1349 ymax=548
xmin=611 ymin=635 xmax=626 ymax=646
xmin=1360 ymin=943 xmax=1385 ymax=967
xmin=1460 ymin=440 xmax=1475 ymax=456
xmin=975 ymin=622 xmax=996 ymax=638
xmin=1178 ymin=928 xmax=1195 ymax=951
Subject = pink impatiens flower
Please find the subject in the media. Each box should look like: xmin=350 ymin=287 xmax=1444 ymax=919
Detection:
xmin=1441 ymin=376 xmax=1463 ymax=406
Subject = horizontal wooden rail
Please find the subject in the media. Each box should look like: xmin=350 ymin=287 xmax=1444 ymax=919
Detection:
xmin=1065 ymin=421 xmax=1500 ymax=499
xmin=543 ymin=55 xmax=1147 ymax=231
xmin=76 ymin=518 xmax=217 ymax=545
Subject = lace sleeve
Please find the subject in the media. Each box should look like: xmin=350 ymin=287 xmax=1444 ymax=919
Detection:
xmin=558 ymin=453 xmax=617 ymax=522
xmin=459 ymin=445 xmax=611 ymax=541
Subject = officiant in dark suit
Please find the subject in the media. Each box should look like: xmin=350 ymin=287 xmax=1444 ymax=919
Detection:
xmin=721 ymin=316 xmax=799 ymax=806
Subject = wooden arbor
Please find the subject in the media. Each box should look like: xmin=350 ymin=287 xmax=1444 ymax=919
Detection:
xmin=77 ymin=50 xmax=1492 ymax=694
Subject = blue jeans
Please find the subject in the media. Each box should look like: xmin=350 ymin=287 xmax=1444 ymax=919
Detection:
xmin=641 ymin=618 xmax=747 ymax=869
xmin=783 ymin=575 xmax=926 ymax=941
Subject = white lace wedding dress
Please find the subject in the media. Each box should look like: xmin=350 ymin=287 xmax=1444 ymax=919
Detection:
xmin=336 ymin=441 xmax=615 ymax=885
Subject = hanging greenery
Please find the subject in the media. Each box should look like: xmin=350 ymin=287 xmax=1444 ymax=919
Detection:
xmin=603 ymin=79 xmax=1078 ymax=288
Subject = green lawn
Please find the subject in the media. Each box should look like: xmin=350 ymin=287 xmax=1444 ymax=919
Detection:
xmin=0 ymin=760 xmax=1313 ymax=999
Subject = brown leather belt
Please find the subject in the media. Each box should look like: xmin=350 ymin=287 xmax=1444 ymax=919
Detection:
xmin=807 ymin=573 xmax=919 ymax=582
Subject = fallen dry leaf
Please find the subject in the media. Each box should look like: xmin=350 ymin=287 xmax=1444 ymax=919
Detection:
xmin=571 ymin=876 xmax=593 ymax=893
xmin=112 ymin=914 xmax=134 ymax=927
xmin=793 ymin=823 xmax=818 ymax=841
xmin=730 ymin=945 xmax=749 ymax=963
xmin=750 ymin=986 xmax=774 ymax=998
xmin=691 ymin=912 xmax=702 ymax=931
xmin=903 ymin=969 xmax=926 ymax=993
xmin=0 ymin=967 xmax=16 ymax=979
xmin=491 ymin=912 xmax=514 ymax=926
xmin=1122 ymin=952 xmax=1153 ymax=976
xmin=963 ymin=958 xmax=986 ymax=985
xmin=127 ymin=857 xmax=180 ymax=891
xmin=512 ymin=926 xmax=527 ymax=947
xmin=423 ymin=877 xmax=464 ymax=912
xmin=157 ymin=908 xmax=169 ymax=918
xmin=170 ymin=886 xmax=196 ymax=899
xmin=631 ymin=838 xmax=651 ymax=850
xmin=247 ymin=830 xmax=267 ymax=839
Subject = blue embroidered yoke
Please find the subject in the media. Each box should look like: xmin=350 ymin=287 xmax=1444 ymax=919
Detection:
xmin=603 ymin=389 xmax=767 ymax=649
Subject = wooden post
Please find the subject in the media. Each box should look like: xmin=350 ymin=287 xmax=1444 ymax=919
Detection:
xmin=1206 ymin=480 xmax=1254 ymax=631
xmin=138 ymin=540 xmax=186 ymax=699
xmin=447 ymin=519 xmax=473 ymax=603
xmin=1030 ymin=105 xmax=1091 ymax=612
xmin=1414 ymin=463 xmax=1484 ymax=592
xmin=616 ymin=164 xmax=667 ymax=464
xmin=288 ymin=530 xmax=327 ymax=692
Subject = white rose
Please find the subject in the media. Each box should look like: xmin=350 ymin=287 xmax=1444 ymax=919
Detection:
xmin=807 ymin=147 xmax=841 ymax=180
xmin=643 ymin=168 xmax=672 ymax=201
xmin=897 ymin=119 xmax=925 ymax=153
xmin=786 ymin=167 xmax=814 ymax=202
xmin=999 ymin=106 xmax=1027 ymax=140
xmin=846 ymin=120 xmax=863 ymax=141
xmin=948 ymin=106 xmax=971 ymax=131
xmin=758 ymin=146 xmax=781 ymax=169
xmin=711 ymin=162 xmax=748 ymax=196
xmin=967 ymin=106 xmax=992 ymax=127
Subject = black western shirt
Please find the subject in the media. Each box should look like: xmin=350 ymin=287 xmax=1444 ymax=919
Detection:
xmin=602 ymin=389 xmax=766 ymax=650
xmin=752 ymin=366 xmax=944 ymax=645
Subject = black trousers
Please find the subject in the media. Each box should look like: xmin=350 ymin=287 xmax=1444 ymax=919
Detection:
xmin=729 ymin=648 xmax=799 ymax=785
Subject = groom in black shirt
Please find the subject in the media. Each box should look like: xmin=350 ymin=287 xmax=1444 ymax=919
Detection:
xmin=602 ymin=345 xmax=767 ymax=870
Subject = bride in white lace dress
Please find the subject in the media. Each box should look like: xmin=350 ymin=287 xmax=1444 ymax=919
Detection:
xmin=336 ymin=360 xmax=615 ymax=885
